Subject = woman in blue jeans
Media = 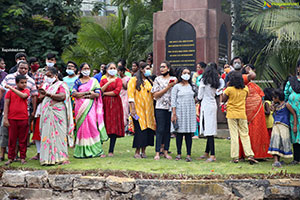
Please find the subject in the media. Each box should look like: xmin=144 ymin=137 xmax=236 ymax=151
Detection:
xmin=151 ymin=61 xmax=177 ymax=160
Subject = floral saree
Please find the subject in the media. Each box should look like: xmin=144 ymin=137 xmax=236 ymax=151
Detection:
xmin=40 ymin=81 xmax=74 ymax=165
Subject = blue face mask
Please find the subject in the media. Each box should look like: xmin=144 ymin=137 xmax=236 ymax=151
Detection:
xmin=66 ymin=69 xmax=75 ymax=75
xmin=144 ymin=69 xmax=151 ymax=77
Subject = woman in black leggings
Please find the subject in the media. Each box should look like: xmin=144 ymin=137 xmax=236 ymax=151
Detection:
xmin=197 ymin=63 xmax=222 ymax=162
xmin=171 ymin=68 xmax=197 ymax=162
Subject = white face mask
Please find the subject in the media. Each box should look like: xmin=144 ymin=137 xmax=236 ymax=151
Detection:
xmin=233 ymin=63 xmax=242 ymax=70
xmin=108 ymin=69 xmax=117 ymax=76
xmin=46 ymin=62 xmax=55 ymax=67
xmin=45 ymin=76 xmax=56 ymax=84
xmin=181 ymin=74 xmax=190 ymax=81
xmin=81 ymin=70 xmax=90 ymax=77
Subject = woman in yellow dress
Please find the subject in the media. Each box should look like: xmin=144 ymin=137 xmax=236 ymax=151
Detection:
xmin=128 ymin=63 xmax=156 ymax=159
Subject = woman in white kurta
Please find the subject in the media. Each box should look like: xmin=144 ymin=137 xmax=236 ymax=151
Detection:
xmin=197 ymin=63 xmax=222 ymax=162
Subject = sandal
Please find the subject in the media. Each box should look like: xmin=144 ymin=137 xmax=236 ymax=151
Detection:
xmin=5 ymin=159 xmax=13 ymax=166
xmin=134 ymin=154 xmax=141 ymax=159
xmin=108 ymin=153 xmax=114 ymax=157
xmin=61 ymin=160 xmax=70 ymax=165
xmin=20 ymin=159 xmax=27 ymax=165
xmin=231 ymin=159 xmax=239 ymax=163
xmin=30 ymin=154 xmax=40 ymax=160
xmin=248 ymin=157 xmax=259 ymax=165
xmin=175 ymin=155 xmax=181 ymax=161
xmin=154 ymin=155 xmax=160 ymax=160
xmin=164 ymin=154 xmax=172 ymax=160
xmin=100 ymin=154 xmax=106 ymax=158
xmin=140 ymin=153 xmax=147 ymax=158
xmin=197 ymin=155 xmax=208 ymax=160
xmin=185 ymin=157 xmax=192 ymax=162
xmin=206 ymin=158 xmax=216 ymax=162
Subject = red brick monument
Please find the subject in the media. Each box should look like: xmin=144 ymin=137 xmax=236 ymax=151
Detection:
xmin=153 ymin=0 xmax=231 ymax=74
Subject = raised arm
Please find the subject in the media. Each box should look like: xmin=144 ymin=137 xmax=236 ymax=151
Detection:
xmin=5 ymin=86 xmax=28 ymax=99
xmin=103 ymin=78 xmax=122 ymax=97
xmin=100 ymin=79 xmax=114 ymax=92
xmin=152 ymin=78 xmax=177 ymax=99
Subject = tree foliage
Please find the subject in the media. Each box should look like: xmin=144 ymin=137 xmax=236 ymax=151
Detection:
xmin=0 ymin=0 xmax=82 ymax=69
xmin=243 ymin=0 xmax=300 ymax=88
xmin=63 ymin=1 xmax=162 ymax=69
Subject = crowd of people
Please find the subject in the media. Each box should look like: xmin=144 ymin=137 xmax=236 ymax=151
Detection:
xmin=0 ymin=52 xmax=299 ymax=168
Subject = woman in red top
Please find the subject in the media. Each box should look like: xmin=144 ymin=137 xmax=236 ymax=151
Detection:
xmin=100 ymin=63 xmax=124 ymax=157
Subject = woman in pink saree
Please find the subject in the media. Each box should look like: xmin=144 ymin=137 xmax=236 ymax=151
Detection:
xmin=72 ymin=63 xmax=108 ymax=158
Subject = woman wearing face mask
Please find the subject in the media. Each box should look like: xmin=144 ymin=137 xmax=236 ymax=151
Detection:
xmin=38 ymin=67 xmax=74 ymax=165
xmin=100 ymin=63 xmax=124 ymax=157
xmin=63 ymin=61 xmax=78 ymax=91
xmin=72 ymin=63 xmax=108 ymax=158
xmin=117 ymin=65 xmax=131 ymax=130
xmin=151 ymin=61 xmax=177 ymax=160
xmin=171 ymin=68 xmax=197 ymax=162
xmin=128 ymin=62 xmax=156 ymax=158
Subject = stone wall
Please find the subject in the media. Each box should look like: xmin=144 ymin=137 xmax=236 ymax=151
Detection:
xmin=0 ymin=170 xmax=300 ymax=200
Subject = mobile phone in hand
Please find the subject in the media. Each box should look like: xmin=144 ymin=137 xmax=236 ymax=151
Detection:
xmin=133 ymin=114 xmax=139 ymax=120
xmin=169 ymin=79 xmax=175 ymax=83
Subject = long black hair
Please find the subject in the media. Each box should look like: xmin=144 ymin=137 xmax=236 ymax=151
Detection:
xmin=118 ymin=65 xmax=126 ymax=74
xmin=228 ymin=71 xmax=245 ymax=89
xmin=202 ymin=62 xmax=220 ymax=89
xmin=79 ymin=62 xmax=90 ymax=78
xmin=135 ymin=62 xmax=152 ymax=91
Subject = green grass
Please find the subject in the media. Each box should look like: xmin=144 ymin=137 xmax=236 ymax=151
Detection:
xmin=1 ymin=136 xmax=300 ymax=176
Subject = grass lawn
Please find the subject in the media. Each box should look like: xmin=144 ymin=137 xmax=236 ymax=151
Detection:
xmin=1 ymin=136 xmax=299 ymax=176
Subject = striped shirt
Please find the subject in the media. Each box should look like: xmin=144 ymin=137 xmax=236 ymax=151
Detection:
xmin=0 ymin=72 xmax=38 ymax=97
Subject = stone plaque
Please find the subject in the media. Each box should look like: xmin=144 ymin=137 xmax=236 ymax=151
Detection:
xmin=166 ymin=19 xmax=196 ymax=71
xmin=218 ymin=23 xmax=228 ymax=66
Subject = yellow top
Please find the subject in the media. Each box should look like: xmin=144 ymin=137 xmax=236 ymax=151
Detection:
xmin=264 ymin=100 xmax=274 ymax=128
xmin=101 ymin=75 xmax=107 ymax=80
xmin=224 ymin=86 xmax=249 ymax=119
xmin=127 ymin=77 xmax=156 ymax=131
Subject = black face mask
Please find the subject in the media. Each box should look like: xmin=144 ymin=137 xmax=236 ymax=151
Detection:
xmin=161 ymin=71 xmax=169 ymax=76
